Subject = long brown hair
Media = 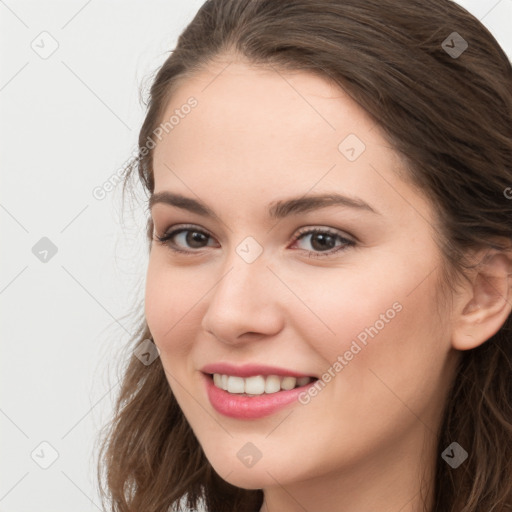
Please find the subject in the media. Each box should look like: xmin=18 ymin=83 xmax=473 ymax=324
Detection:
xmin=96 ymin=1 xmax=512 ymax=510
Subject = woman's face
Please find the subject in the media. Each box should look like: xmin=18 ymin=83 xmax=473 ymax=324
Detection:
xmin=145 ymin=59 xmax=460 ymax=500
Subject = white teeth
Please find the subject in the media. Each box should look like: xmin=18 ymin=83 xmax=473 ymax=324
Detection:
xmin=227 ymin=376 xmax=245 ymax=394
xmin=245 ymin=375 xmax=266 ymax=395
xmin=264 ymin=375 xmax=281 ymax=394
xmin=281 ymin=376 xmax=297 ymax=390
xmin=212 ymin=373 xmax=314 ymax=395
xmin=297 ymin=376 xmax=310 ymax=387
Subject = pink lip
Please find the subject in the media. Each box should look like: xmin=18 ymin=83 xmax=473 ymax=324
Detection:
xmin=201 ymin=372 xmax=317 ymax=419
xmin=200 ymin=362 xmax=314 ymax=378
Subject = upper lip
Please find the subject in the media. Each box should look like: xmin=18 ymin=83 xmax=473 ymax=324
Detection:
xmin=200 ymin=362 xmax=316 ymax=378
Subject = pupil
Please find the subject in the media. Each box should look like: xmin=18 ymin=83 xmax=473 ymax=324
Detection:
xmin=311 ymin=233 xmax=334 ymax=251
xmin=187 ymin=231 xmax=207 ymax=248
xmin=184 ymin=232 xmax=336 ymax=251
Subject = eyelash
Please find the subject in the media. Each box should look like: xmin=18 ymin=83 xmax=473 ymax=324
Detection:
xmin=153 ymin=224 xmax=356 ymax=259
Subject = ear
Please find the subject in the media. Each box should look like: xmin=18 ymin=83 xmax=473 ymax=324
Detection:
xmin=451 ymin=248 xmax=512 ymax=351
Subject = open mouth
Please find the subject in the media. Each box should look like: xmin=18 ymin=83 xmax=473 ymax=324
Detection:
xmin=207 ymin=372 xmax=318 ymax=396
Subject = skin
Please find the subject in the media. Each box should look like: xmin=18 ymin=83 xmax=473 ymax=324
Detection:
xmin=144 ymin=57 xmax=511 ymax=512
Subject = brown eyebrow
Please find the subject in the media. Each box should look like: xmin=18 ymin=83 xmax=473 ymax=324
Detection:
xmin=148 ymin=191 xmax=380 ymax=219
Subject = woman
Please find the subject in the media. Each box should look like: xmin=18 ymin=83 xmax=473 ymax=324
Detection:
xmin=97 ymin=1 xmax=512 ymax=511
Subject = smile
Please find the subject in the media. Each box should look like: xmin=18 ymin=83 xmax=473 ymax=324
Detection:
xmin=212 ymin=373 xmax=315 ymax=395
xmin=202 ymin=372 xmax=319 ymax=419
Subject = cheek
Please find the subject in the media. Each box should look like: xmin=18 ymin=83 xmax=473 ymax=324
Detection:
xmin=144 ymin=255 xmax=199 ymax=354
xmin=283 ymin=262 xmax=408 ymax=357
xmin=333 ymin=278 xmax=447 ymax=422
xmin=292 ymin=277 xmax=449 ymax=462
xmin=301 ymin=256 xmax=448 ymax=393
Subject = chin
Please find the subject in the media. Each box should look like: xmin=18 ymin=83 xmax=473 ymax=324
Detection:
xmin=209 ymin=460 xmax=280 ymax=490
xmin=221 ymin=472 xmax=272 ymax=490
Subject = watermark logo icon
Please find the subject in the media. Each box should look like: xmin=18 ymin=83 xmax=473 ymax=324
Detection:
xmin=134 ymin=338 xmax=160 ymax=365
xmin=237 ymin=442 xmax=263 ymax=468
xmin=442 ymin=32 xmax=468 ymax=59
xmin=236 ymin=236 xmax=263 ymax=264
xmin=338 ymin=134 xmax=366 ymax=162
xmin=441 ymin=441 xmax=468 ymax=468
xmin=31 ymin=31 xmax=59 ymax=59
xmin=32 ymin=237 xmax=58 ymax=263
xmin=31 ymin=441 xmax=59 ymax=469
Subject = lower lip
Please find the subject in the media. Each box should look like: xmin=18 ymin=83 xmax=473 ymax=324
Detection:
xmin=202 ymin=373 xmax=317 ymax=419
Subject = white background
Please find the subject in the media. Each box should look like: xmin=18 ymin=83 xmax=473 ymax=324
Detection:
xmin=1 ymin=1 xmax=511 ymax=511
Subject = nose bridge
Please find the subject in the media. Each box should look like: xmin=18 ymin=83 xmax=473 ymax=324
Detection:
xmin=201 ymin=238 xmax=283 ymax=341
xmin=211 ymin=240 xmax=269 ymax=310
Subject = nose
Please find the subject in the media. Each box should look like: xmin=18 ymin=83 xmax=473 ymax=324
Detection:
xmin=200 ymin=250 xmax=284 ymax=345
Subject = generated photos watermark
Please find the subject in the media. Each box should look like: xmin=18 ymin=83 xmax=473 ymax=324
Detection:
xmin=298 ymin=301 xmax=403 ymax=405
xmin=92 ymin=96 xmax=198 ymax=201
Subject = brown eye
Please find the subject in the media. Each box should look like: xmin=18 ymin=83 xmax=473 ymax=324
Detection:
xmin=181 ymin=230 xmax=209 ymax=249
xmin=154 ymin=225 xmax=216 ymax=253
xmin=292 ymin=228 xmax=355 ymax=258
xmin=154 ymin=224 xmax=355 ymax=258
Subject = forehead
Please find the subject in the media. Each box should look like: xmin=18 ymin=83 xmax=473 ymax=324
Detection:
xmin=150 ymin=61 xmax=433 ymax=225
xmin=155 ymin=60 xmax=376 ymax=155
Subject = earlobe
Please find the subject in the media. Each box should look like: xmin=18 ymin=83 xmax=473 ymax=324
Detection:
xmin=451 ymin=250 xmax=512 ymax=351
